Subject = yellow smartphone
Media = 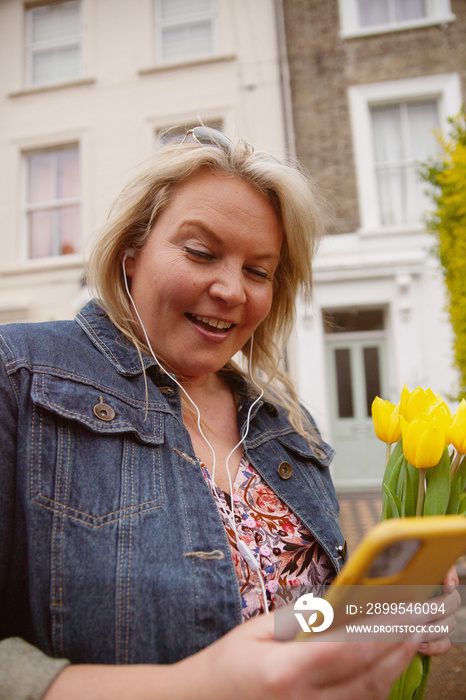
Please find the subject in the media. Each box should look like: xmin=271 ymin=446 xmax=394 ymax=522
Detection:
xmin=295 ymin=515 xmax=466 ymax=638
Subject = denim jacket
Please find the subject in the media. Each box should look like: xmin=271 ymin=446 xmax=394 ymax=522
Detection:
xmin=0 ymin=300 xmax=345 ymax=666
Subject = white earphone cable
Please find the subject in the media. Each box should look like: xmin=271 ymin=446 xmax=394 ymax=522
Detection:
xmin=122 ymin=254 xmax=270 ymax=614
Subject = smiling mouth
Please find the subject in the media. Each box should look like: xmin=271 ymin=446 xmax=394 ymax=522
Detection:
xmin=186 ymin=313 xmax=235 ymax=332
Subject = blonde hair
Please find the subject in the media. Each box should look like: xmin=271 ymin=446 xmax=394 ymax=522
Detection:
xmin=87 ymin=135 xmax=325 ymax=442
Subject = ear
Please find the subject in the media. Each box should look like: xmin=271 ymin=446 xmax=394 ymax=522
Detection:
xmin=122 ymin=248 xmax=136 ymax=277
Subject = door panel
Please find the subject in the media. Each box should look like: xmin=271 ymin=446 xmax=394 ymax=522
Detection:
xmin=327 ymin=335 xmax=388 ymax=490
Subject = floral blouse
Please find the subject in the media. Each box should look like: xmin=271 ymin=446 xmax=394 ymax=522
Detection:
xmin=200 ymin=454 xmax=335 ymax=620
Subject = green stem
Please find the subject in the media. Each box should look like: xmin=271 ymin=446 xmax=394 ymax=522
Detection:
xmin=416 ymin=468 xmax=426 ymax=517
xmin=450 ymin=450 xmax=462 ymax=477
xmin=385 ymin=442 xmax=392 ymax=467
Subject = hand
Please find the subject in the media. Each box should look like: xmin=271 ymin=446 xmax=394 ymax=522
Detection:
xmin=417 ymin=566 xmax=461 ymax=657
xmin=179 ymin=610 xmax=420 ymax=700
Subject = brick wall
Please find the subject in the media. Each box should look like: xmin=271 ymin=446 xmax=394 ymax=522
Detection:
xmin=282 ymin=0 xmax=466 ymax=234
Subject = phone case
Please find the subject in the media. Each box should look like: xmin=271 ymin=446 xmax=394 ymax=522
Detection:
xmin=295 ymin=515 xmax=466 ymax=636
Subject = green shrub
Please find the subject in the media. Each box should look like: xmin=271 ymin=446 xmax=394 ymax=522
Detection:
xmin=420 ymin=108 xmax=466 ymax=398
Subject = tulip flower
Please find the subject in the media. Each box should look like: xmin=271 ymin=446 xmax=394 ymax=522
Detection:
xmin=427 ymin=401 xmax=452 ymax=433
xmin=447 ymin=399 xmax=466 ymax=454
xmin=400 ymin=414 xmax=447 ymax=469
xmin=399 ymin=384 xmax=446 ymax=422
xmin=376 ymin=385 xmax=459 ymax=700
xmin=371 ymin=397 xmax=401 ymax=444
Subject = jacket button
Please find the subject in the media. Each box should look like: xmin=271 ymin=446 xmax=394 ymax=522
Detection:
xmin=93 ymin=397 xmax=116 ymax=421
xmin=336 ymin=541 xmax=348 ymax=559
xmin=278 ymin=461 xmax=292 ymax=480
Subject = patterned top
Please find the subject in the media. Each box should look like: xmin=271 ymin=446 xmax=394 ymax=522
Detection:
xmin=200 ymin=454 xmax=335 ymax=619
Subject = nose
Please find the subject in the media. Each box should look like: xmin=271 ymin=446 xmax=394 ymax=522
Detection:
xmin=209 ymin=265 xmax=247 ymax=306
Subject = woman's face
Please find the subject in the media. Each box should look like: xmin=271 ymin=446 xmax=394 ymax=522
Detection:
xmin=125 ymin=169 xmax=283 ymax=384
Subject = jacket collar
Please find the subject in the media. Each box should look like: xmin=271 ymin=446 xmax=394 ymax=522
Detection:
xmin=75 ymin=299 xmax=159 ymax=376
xmin=75 ymin=300 xmax=275 ymax=417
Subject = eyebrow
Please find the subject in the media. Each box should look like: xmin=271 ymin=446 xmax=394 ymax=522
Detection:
xmin=179 ymin=219 xmax=281 ymax=262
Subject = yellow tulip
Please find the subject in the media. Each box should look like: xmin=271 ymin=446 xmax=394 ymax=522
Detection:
xmin=371 ymin=397 xmax=401 ymax=444
xmin=447 ymin=399 xmax=466 ymax=454
xmin=399 ymin=385 xmax=445 ymax=422
xmin=400 ymin=414 xmax=447 ymax=468
xmin=427 ymin=401 xmax=452 ymax=431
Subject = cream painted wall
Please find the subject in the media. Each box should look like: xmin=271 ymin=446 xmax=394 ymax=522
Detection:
xmin=0 ymin=0 xmax=286 ymax=322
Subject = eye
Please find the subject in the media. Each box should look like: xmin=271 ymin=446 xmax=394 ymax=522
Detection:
xmin=183 ymin=245 xmax=215 ymax=261
xmin=245 ymin=267 xmax=273 ymax=282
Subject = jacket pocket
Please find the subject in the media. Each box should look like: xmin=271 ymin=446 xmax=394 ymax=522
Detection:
xmin=29 ymin=372 xmax=165 ymax=527
xmin=276 ymin=431 xmax=339 ymax=518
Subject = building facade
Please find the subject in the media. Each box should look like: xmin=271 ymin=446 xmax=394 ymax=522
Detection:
xmin=283 ymin=0 xmax=465 ymax=488
xmin=1 ymin=0 xmax=464 ymax=490
xmin=0 ymin=0 xmax=287 ymax=319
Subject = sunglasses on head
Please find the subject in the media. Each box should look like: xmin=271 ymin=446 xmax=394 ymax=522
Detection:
xmin=183 ymin=126 xmax=235 ymax=153
xmin=182 ymin=126 xmax=281 ymax=165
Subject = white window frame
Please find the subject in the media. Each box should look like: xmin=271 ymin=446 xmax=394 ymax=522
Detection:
xmin=154 ymin=0 xmax=219 ymax=65
xmin=22 ymin=143 xmax=81 ymax=262
xmin=338 ymin=0 xmax=455 ymax=38
xmin=348 ymin=73 xmax=462 ymax=233
xmin=26 ymin=0 xmax=82 ymax=87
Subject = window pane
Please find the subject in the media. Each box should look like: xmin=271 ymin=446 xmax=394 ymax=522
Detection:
xmin=372 ymin=100 xmax=439 ymax=226
xmin=376 ymin=166 xmax=405 ymax=226
xmin=57 ymin=148 xmax=80 ymax=198
xmin=189 ymin=22 xmax=213 ymax=53
xmin=59 ymin=205 xmax=80 ymax=255
xmin=26 ymin=146 xmax=80 ymax=259
xmin=28 ymin=1 xmax=81 ymax=84
xmin=394 ymin=0 xmax=425 ymax=21
xmin=363 ymin=347 xmax=381 ymax=417
xmin=372 ymin=106 xmax=403 ymax=162
xmin=32 ymin=46 xmax=80 ymax=84
xmin=160 ymin=0 xmax=212 ymax=20
xmin=28 ymin=209 xmax=54 ymax=259
xmin=323 ymin=309 xmax=385 ymax=334
xmin=31 ymin=1 xmax=80 ymax=43
xmin=358 ymin=0 xmax=425 ymax=26
xmin=162 ymin=21 xmax=212 ymax=61
xmin=28 ymin=152 xmax=55 ymax=204
xmin=162 ymin=26 xmax=188 ymax=60
xmin=407 ymin=101 xmax=439 ymax=160
xmin=335 ymin=348 xmax=354 ymax=419
xmin=358 ymin=0 xmax=390 ymax=26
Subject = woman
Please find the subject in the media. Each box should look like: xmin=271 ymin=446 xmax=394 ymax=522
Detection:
xmin=0 ymin=128 xmax=458 ymax=699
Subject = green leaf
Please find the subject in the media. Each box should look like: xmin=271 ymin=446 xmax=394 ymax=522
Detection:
xmin=458 ymin=492 xmax=466 ymax=515
xmin=396 ymin=461 xmax=407 ymax=514
xmin=405 ymin=461 xmax=420 ymax=517
xmin=383 ymin=439 xmax=404 ymax=487
xmin=423 ymin=448 xmax=451 ymax=516
xmin=388 ymin=654 xmax=425 ymax=700
xmin=381 ymin=452 xmax=405 ymax=520
xmin=383 ymin=483 xmax=402 ymax=519
xmin=447 ymin=478 xmax=462 ymax=514
xmin=402 ymin=654 xmax=424 ymax=699
xmin=412 ymin=655 xmax=432 ymax=700
xmin=454 ymin=455 xmax=466 ymax=492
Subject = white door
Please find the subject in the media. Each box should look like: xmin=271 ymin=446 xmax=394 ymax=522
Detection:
xmin=326 ymin=331 xmax=388 ymax=490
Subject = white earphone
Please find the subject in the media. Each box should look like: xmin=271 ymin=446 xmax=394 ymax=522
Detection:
xmin=121 ymin=253 xmax=270 ymax=612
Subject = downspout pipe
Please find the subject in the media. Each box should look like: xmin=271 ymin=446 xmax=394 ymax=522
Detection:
xmin=274 ymin=0 xmax=296 ymax=160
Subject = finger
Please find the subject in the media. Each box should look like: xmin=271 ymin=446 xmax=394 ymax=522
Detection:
xmin=418 ymin=637 xmax=451 ymax=657
xmin=442 ymin=566 xmax=459 ymax=594
xmin=420 ymin=613 xmax=457 ymax=643
xmin=425 ymin=589 xmax=461 ymax=623
xmin=299 ymin=635 xmax=417 ymax=688
xmin=314 ymin=639 xmax=419 ymax=699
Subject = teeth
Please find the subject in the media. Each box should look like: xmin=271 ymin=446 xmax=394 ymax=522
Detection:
xmin=194 ymin=315 xmax=232 ymax=330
